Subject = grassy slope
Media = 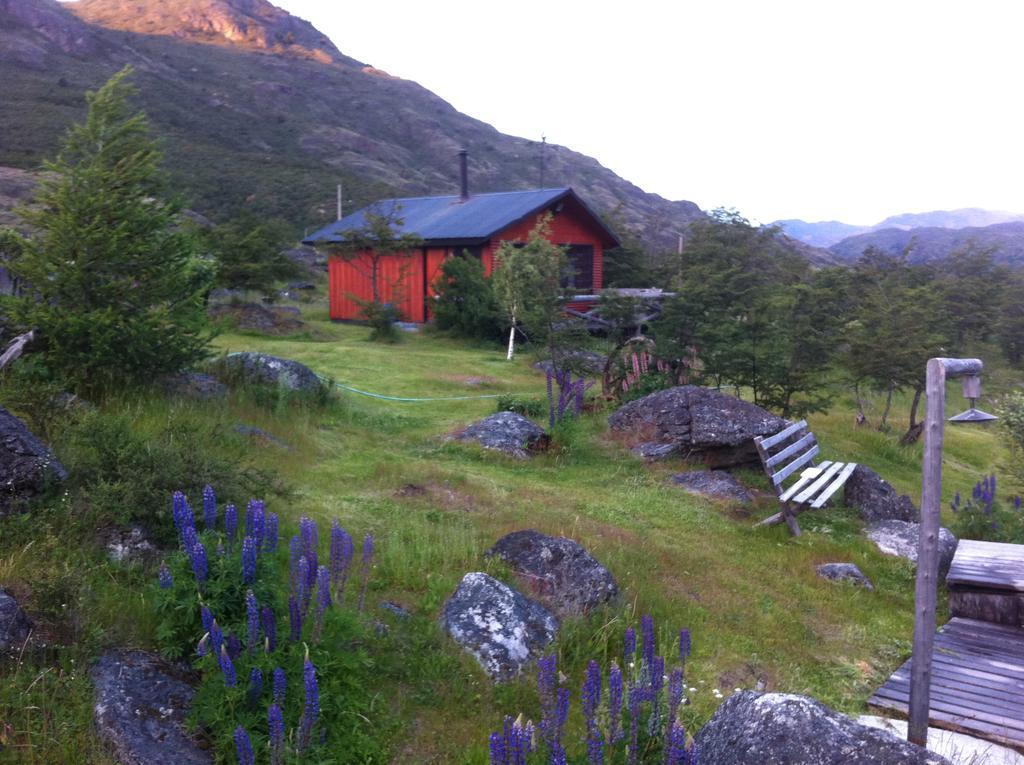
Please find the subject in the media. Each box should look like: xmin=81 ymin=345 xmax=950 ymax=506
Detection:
xmin=0 ymin=298 xmax=1016 ymax=764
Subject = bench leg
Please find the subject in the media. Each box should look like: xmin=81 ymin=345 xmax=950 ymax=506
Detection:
xmin=783 ymin=503 xmax=802 ymax=536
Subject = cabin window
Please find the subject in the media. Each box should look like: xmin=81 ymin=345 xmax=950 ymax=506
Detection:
xmin=451 ymin=246 xmax=483 ymax=259
xmin=563 ymin=245 xmax=594 ymax=290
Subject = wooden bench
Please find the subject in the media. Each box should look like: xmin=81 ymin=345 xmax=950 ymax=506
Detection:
xmin=947 ymin=539 xmax=1024 ymax=626
xmin=753 ymin=419 xmax=857 ymax=536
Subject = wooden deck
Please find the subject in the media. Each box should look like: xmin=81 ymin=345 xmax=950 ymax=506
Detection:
xmin=947 ymin=539 xmax=1024 ymax=590
xmin=868 ymin=617 xmax=1024 ymax=751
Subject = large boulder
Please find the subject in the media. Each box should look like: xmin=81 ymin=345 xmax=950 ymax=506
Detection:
xmin=866 ymin=520 xmax=958 ymax=578
xmin=0 ymin=405 xmax=67 ymax=515
xmin=670 ymin=470 xmax=753 ymax=504
xmin=215 ymin=352 xmax=323 ymax=394
xmin=158 ymin=371 xmax=227 ymax=401
xmin=694 ymin=691 xmax=951 ymax=764
xmin=608 ymin=386 xmax=787 ymax=469
xmin=0 ymin=588 xmax=32 ymax=656
xmin=441 ymin=572 xmax=558 ymax=681
xmin=845 ymin=466 xmax=919 ymax=523
xmin=92 ymin=649 xmax=212 ymax=765
xmin=485 ymin=530 xmax=618 ymax=617
xmin=454 ymin=412 xmax=547 ymax=459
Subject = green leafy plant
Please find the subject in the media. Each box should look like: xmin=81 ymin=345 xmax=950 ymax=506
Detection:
xmin=495 ymin=394 xmax=545 ymax=417
xmin=432 ymin=252 xmax=504 ymax=341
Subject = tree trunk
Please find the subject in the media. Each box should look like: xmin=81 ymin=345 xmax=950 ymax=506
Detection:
xmin=506 ymin=311 xmax=516 ymax=360
xmin=878 ymin=381 xmax=895 ymax=431
xmin=854 ymin=381 xmax=870 ymax=427
xmin=899 ymin=385 xmax=926 ymax=445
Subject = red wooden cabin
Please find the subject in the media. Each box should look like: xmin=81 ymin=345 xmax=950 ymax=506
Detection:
xmin=303 ymin=180 xmax=619 ymax=323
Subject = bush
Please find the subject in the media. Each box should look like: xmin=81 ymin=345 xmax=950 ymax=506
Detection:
xmin=58 ymin=408 xmax=284 ymax=543
xmin=494 ymin=394 xmax=544 ymax=417
xmin=432 ymin=254 xmax=504 ymax=341
xmin=357 ymin=300 xmax=402 ymax=343
xmin=1000 ymin=392 xmax=1024 ymax=482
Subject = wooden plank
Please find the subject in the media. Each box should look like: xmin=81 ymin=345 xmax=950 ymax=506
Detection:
xmin=793 ymin=461 xmax=845 ymax=504
xmin=765 ymin=432 xmax=817 ymax=469
xmin=778 ymin=462 xmax=831 ymax=502
xmin=770 ymin=444 xmax=819 ymax=486
xmin=870 ymin=687 xmax=1024 ymax=734
xmin=873 ymin=682 xmax=1024 ymax=725
xmin=868 ymin=696 xmax=1024 ymax=750
xmin=885 ymin=667 xmax=1024 ymax=705
xmin=809 ymin=462 xmax=858 ymax=509
xmin=757 ymin=420 xmax=808 ymax=450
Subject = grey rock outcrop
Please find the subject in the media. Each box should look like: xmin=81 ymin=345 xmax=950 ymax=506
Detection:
xmin=845 ymin=466 xmax=919 ymax=523
xmin=866 ymin=520 xmax=958 ymax=578
xmin=0 ymin=405 xmax=67 ymax=515
xmin=454 ymin=412 xmax=547 ymax=459
xmin=608 ymin=386 xmax=787 ymax=469
xmin=216 ymin=352 xmax=323 ymax=393
xmin=92 ymin=649 xmax=212 ymax=765
xmin=632 ymin=442 xmax=682 ymax=461
xmin=158 ymin=372 xmax=227 ymax=401
xmin=670 ymin=470 xmax=753 ymax=504
xmin=0 ymin=588 xmax=32 ymax=655
xmin=485 ymin=530 xmax=618 ymax=617
xmin=694 ymin=691 xmax=951 ymax=764
xmin=441 ymin=572 xmax=558 ymax=681
xmin=106 ymin=527 xmax=157 ymax=567
xmin=816 ymin=563 xmax=874 ymax=590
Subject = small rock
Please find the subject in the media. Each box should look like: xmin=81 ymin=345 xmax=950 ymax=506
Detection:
xmin=441 ymin=572 xmax=558 ymax=681
xmin=866 ymin=520 xmax=958 ymax=578
xmin=632 ymin=442 xmax=682 ymax=461
xmin=486 ymin=530 xmax=618 ymax=617
xmin=215 ymin=352 xmax=324 ymax=394
xmin=694 ymin=691 xmax=952 ymax=765
xmin=816 ymin=562 xmax=874 ymax=590
xmin=92 ymin=649 xmax=212 ymax=765
xmin=845 ymin=465 xmax=919 ymax=523
xmin=106 ymin=526 xmax=158 ymax=567
xmin=0 ymin=588 xmax=32 ymax=655
xmin=158 ymin=371 xmax=228 ymax=401
xmin=233 ymin=424 xmax=292 ymax=450
xmin=380 ymin=601 xmax=411 ymax=619
xmin=670 ymin=470 xmax=752 ymax=503
xmin=0 ymin=405 xmax=67 ymax=515
xmin=454 ymin=412 xmax=547 ymax=459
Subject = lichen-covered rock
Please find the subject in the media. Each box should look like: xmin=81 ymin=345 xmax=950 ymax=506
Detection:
xmin=158 ymin=372 xmax=228 ymax=401
xmin=670 ymin=470 xmax=753 ymax=503
xmin=817 ymin=562 xmax=874 ymax=590
xmin=0 ymin=588 xmax=32 ymax=655
xmin=0 ymin=405 xmax=67 ymax=515
xmin=92 ymin=649 xmax=212 ymax=765
xmin=485 ymin=530 xmax=618 ymax=617
xmin=632 ymin=442 xmax=682 ymax=461
xmin=106 ymin=527 xmax=157 ymax=567
xmin=694 ymin=691 xmax=951 ymax=764
xmin=454 ymin=412 xmax=547 ymax=459
xmin=845 ymin=466 xmax=919 ymax=523
xmin=216 ymin=352 xmax=323 ymax=393
xmin=866 ymin=520 xmax=958 ymax=578
xmin=608 ymin=386 xmax=787 ymax=469
xmin=440 ymin=572 xmax=558 ymax=681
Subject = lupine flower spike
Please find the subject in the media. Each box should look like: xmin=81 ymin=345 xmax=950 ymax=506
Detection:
xmin=219 ymin=644 xmax=236 ymax=687
xmin=272 ymin=667 xmax=286 ymax=706
xmin=261 ymin=606 xmax=277 ymax=652
xmin=314 ymin=565 xmax=331 ymax=642
xmin=242 ymin=536 xmax=257 ymax=584
xmin=224 ymin=503 xmax=238 ymax=546
xmin=247 ymin=667 xmax=263 ymax=707
xmin=202 ymin=485 xmax=216 ymax=530
xmin=268 ymin=704 xmax=285 ymax=765
xmin=157 ymin=563 xmax=172 ymax=589
xmin=190 ymin=541 xmax=208 ymax=586
xmin=233 ymin=726 xmax=255 ymax=765
xmin=265 ymin=512 xmax=279 ymax=552
xmin=245 ymin=590 xmax=259 ymax=653
xmin=298 ymin=653 xmax=320 ymax=751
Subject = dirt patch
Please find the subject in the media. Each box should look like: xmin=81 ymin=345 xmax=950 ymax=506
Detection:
xmin=718 ymin=662 xmax=774 ymax=693
xmin=208 ymin=302 xmax=305 ymax=335
xmin=438 ymin=374 xmax=500 ymax=387
xmin=395 ymin=481 xmax=483 ymax=512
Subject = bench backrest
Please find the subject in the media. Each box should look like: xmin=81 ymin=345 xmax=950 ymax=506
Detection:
xmin=753 ymin=420 xmax=819 ymax=496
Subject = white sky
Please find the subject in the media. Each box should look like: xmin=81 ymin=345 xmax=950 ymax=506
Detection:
xmin=274 ymin=1 xmax=1023 ymax=224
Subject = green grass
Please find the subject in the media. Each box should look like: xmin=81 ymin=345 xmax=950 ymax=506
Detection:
xmin=0 ymin=297 xmax=1018 ymax=763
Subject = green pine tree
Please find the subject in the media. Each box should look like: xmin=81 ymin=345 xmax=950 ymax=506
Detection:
xmin=1 ymin=66 xmax=213 ymax=394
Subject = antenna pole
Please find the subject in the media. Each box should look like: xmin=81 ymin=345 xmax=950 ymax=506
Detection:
xmin=539 ymin=135 xmax=546 ymax=188
xmin=337 ymin=183 xmax=343 ymax=221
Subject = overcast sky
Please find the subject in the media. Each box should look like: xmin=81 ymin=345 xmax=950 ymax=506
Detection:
xmin=274 ymin=1 xmax=1023 ymax=225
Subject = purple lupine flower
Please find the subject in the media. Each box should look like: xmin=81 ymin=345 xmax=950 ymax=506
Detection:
xmin=224 ymin=503 xmax=238 ymax=544
xmin=265 ymin=512 xmax=279 ymax=552
xmin=649 ymin=654 xmax=665 ymax=732
xmin=202 ymin=485 xmax=216 ymax=530
xmin=200 ymin=604 xmax=214 ymax=633
xmin=289 ymin=535 xmax=302 ymax=594
xmin=329 ymin=521 xmax=354 ymax=599
xmin=489 ymin=731 xmax=507 ymax=765
xmin=272 ymin=667 xmax=286 ymax=706
xmin=268 ymin=703 xmax=285 ymax=765
xmin=289 ymin=595 xmax=302 ymax=641
xmin=190 ymin=541 xmax=208 ymax=585
xmin=261 ymin=606 xmax=277 ymax=653
xmin=641 ymin=615 xmax=655 ymax=678
xmin=233 ymin=726 xmax=255 ymax=765
xmin=245 ymin=590 xmax=259 ymax=653
xmin=297 ymin=556 xmax=311 ymax=616
xmin=172 ymin=491 xmax=191 ymax=547
xmin=157 ymin=563 xmax=172 ymax=589
xmin=667 ymin=667 xmax=684 ymax=732
xmin=627 ymin=683 xmax=645 ymax=765
xmin=247 ymin=667 xmax=263 ymax=706
xmin=300 ymin=516 xmax=318 ymax=560
xmin=314 ymin=565 xmax=331 ymax=643
xmin=182 ymin=524 xmax=198 ymax=556
xmin=210 ymin=620 xmax=224 ymax=654
xmin=546 ymin=687 xmax=569 ymax=765
xmin=624 ymin=627 xmax=637 ymax=669
xmin=1015 ymin=495 xmax=1022 ymax=510
xmin=665 ymin=722 xmax=689 ymax=765
xmin=226 ymin=632 xmax=243 ymax=660
xmin=298 ymin=658 xmax=319 ymax=751
xmin=582 ymin=660 xmax=604 ymax=764
xmin=537 ymin=655 xmax=557 ymax=744
xmin=246 ymin=499 xmax=266 ymax=551
xmin=242 ymin=536 xmax=257 ymax=585
xmin=679 ymin=628 xmax=692 ymax=662
xmin=357 ymin=534 xmax=374 ymax=612
xmin=219 ymin=644 xmax=237 ymax=687
xmin=609 ymin=662 xmax=624 ymax=744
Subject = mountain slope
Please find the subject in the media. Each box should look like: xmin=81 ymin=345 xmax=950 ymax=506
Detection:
xmin=828 ymin=221 xmax=1024 ymax=266
xmin=0 ymin=0 xmax=706 ymax=252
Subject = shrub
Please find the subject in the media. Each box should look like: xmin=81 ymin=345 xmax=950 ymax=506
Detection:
xmin=1000 ymin=392 xmax=1024 ymax=481
xmin=495 ymin=394 xmax=545 ymax=417
xmin=357 ymin=299 xmax=402 ymax=343
xmin=432 ymin=253 xmax=504 ymax=341
xmin=949 ymin=474 xmax=1023 ymax=543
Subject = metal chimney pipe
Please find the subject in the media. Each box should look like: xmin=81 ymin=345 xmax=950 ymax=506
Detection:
xmin=458 ymin=149 xmax=469 ymax=200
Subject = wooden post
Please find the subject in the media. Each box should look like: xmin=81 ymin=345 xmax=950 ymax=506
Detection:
xmin=907 ymin=357 xmax=983 ymax=746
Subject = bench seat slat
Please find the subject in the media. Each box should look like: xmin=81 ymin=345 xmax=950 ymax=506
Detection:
xmin=771 ymin=444 xmax=819 ymax=486
xmin=758 ymin=420 xmax=808 ymax=451
xmin=765 ymin=432 xmax=817 ymax=469
xmin=794 ymin=461 xmax=845 ymax=504
xmin=779 ymin=461 xmax=833 ymax=502
xmin=809 ymin=462 xmax=858 ymax=509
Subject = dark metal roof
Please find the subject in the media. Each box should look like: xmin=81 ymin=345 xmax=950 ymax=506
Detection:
xmin=302 ymin=187 xmax=619 ymax=247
